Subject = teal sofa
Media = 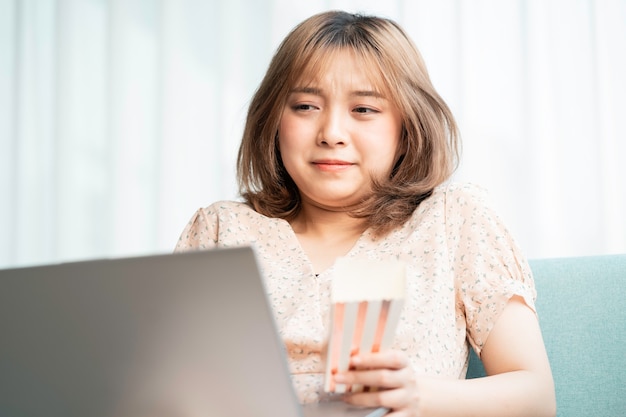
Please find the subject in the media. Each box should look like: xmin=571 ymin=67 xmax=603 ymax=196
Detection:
xmin=466 ymin=254 xmax=626 ymax=416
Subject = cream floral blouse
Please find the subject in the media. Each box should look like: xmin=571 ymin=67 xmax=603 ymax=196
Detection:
xmin=174 ymin=182 xmax=536 ymax=403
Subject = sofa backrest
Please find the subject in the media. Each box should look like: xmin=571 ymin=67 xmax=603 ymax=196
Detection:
xmin=466 ymin=254 xmax=626 ymax=417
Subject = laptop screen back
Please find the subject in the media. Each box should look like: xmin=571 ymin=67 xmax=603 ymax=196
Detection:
xmin=0 ymin=247 xmax=302 ymax=417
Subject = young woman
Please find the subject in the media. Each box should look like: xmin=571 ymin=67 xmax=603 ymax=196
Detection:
xmin=176 ymin=10 xmax=556 ymax=417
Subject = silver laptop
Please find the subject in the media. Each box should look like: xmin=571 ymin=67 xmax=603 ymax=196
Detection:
xmin=0 ymin=247 xmax=387 ymax=417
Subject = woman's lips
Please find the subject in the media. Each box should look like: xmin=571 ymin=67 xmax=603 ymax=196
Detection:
xmin=312 ymin=160 xmax=354 ymax=172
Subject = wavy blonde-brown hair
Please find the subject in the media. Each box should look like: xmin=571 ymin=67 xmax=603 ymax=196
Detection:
xmin=237 ymin=10 xmax=460 ymax=236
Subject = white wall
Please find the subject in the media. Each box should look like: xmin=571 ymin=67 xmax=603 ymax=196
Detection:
xmin=1 ymin=0 xmax=625 ymax=268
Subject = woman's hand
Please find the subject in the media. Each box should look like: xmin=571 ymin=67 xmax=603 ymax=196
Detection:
xmin=332 ymin=298 xmax=555 ymax=417
xmin=334 ymin=350 xmax=422 ymax=417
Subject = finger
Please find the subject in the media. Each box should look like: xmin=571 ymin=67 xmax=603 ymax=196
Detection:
xmin=385 ymin=410 xmax=413 ymax=417
xmin=351 ymin=349 xmax=408 ymax=370
xmin=336 ymin=366 xmax=413 ymax=390
xmin=344 ymin=386 xmax=414 ymax=411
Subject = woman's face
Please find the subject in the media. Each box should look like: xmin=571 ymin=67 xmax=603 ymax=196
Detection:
xmin=278 ymin=50 xmax=403 ymax=211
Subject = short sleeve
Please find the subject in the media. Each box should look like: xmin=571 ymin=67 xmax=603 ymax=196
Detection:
xmin=174 ymin=207 xmax=218 ymax=252
xmin=445 ymin=183 xmax=536 ymax=356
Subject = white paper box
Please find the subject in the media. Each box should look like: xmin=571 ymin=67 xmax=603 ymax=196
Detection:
xmin=324 ymin=258 xmax=406 ymax=393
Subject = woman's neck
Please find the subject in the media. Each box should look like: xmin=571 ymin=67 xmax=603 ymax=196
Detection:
xmin=289 ymin=205 xmax=367 ymax=274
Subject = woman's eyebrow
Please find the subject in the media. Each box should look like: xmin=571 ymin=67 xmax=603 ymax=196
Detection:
xmin=289 ymin=87 xmax=384 ymax=98
xmin=352 ymin=90 xmax=384 ymax=98
xmin=289 ymin=87 xmax=322 ymax=95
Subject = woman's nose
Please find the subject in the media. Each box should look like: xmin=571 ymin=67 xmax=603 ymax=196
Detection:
xmin=318 ymin=110 xmax=348 ymax=146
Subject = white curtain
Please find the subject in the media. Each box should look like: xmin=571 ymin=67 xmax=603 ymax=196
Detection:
xmin=1 ymin=0 xmax=625 ymax=268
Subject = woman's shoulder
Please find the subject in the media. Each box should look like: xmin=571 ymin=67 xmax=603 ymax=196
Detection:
xmin=431 ymin=181 xmax=490 ymax=204
xmin=188 ymin=199 xmax=266 ymax=221
xmin=200 ymin=200 xmax=254 ymax=214
xmin=427 ymin=181 xmax=501 ymax=220
xmin=428 ymin=181 xmax=506 ymax=227
xmin=197 ymin=200 xmax=287 ymax=230
xmin=176 ymin=200 xmax=281 ymax=251
xmin=392 ymin=182 xmax=492 ymax=238
xmin=409 ymin=182 xmax=492 ymax=220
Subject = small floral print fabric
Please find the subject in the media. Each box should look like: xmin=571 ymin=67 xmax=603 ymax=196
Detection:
xmin=175 ymin=182 xmax=536 ymax=403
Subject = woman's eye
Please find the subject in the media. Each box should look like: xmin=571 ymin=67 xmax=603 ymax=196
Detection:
xmin=354 ymin=106 xmax=377 ymax=114
xmin=293 ymin=104 xmax=316 ymax=111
